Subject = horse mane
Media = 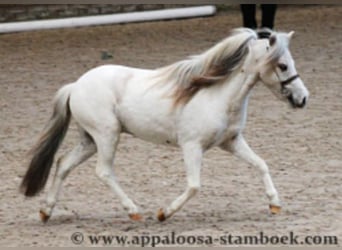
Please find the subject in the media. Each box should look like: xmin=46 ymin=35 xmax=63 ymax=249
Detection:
xmin=256 ymin=28 xmax=289 ymax=66
xmin=154 ymin=28 xmax=257 ymax=106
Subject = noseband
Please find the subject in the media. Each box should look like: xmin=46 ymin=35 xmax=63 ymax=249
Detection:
xmin=280 ymin=74 xmax=300 ymax=87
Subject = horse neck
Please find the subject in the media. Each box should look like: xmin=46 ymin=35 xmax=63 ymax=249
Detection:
xmin=218 ymin=57 xmax=259 ymax=113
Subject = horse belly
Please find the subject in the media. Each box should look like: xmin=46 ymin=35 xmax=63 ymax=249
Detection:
xmin=120 ymin=110 xmax=177 ymax=145
xmin=117 ymin=86 xmax=178 ymax=146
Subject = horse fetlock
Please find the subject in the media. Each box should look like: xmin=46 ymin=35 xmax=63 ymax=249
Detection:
xmin=188 ymin=185 xmax=200 ymax=196
xmin=268 ymin=194 xmax=281 ymax=214
xmin=266 ymin=191 xmax=280 ymax=205
xmin=122 ymin=200 xmax=139 ymax=214
xmin=126 ymin=202 xmax=142 ymax=221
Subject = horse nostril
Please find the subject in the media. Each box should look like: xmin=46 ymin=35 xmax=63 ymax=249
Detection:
xmin=301 ymin=97 xmax=307 ymax=107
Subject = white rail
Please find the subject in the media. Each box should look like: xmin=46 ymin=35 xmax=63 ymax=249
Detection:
xmin=0 ymin=5 xmax=216 ymax=34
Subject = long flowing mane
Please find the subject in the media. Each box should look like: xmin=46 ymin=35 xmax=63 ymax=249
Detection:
xmin=154 ymin=28 xmax=257 ymax=106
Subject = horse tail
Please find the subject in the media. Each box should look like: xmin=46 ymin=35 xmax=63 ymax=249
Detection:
xmin=20 ymin=84 xmax=73 ymax=197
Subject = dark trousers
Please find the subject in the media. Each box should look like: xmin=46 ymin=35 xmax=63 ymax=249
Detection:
xmin=240 ymin=4 xmax=277 ymax=29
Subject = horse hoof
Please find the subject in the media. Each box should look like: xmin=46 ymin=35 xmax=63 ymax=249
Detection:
xmin=269 ymin=204 xmax=281 ymax=214
xmin=157 ymin=208 xmax=167 ymax=222
xmin=129 ymin=213 xmax=143 ymax=221
xmin=39 ymin=210 xmax=50 ymax=223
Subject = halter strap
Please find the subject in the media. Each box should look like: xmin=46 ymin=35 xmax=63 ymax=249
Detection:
xmin=281 ymin=74 xmax=300 ymax=86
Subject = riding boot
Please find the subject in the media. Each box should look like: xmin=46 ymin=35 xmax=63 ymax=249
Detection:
xmin=240 ymin=4 xmax=257 ymax=29
xmin=261 ymin=4 xmax=277 ymax=29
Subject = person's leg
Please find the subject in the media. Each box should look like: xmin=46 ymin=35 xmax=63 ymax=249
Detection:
xmin=240 ymin=4 xmax=257 ymax=29
xmin=261 ymin=4 xmax=277 ymax=29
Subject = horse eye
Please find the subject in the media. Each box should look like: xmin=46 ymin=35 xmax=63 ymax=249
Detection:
xmin=278 ymin=63 xmax=288 ymax=72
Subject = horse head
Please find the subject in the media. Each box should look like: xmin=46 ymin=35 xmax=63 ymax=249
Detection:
xmin=253 ymin=30 xmax=309 ymax=108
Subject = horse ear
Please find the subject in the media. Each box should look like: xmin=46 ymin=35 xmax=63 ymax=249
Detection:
xmin=288 ymin=31 xmax=295 ymax=39
xmin=269 ymin=35 xmax=276 ymax=46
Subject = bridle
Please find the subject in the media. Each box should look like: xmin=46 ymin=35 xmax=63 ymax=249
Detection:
xmin=274 ymin=70 xmax=300 ymax=100
xmin=274 ymin=67 xmax=300 ymax=88
xmin=280 ymin=74 xmax=300 ymax=87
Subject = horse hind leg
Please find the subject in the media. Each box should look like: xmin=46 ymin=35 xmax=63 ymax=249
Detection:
xmin=40 ymin=128 xmax=96 ymax=222
xmin=89 ymin=119 xmax=142 ymax=221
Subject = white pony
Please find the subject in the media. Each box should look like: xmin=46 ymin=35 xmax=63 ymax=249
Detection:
xmin=20 ymin=28 xmax=309 ymax=223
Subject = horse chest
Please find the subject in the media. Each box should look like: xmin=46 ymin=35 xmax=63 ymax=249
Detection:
xmin=226 ymin=112 xmax=246 ymax=133
xmin=214 ymin=108 xmax=247 ymax=144
xmin=196 ymin=112 xmax=244 ymax=150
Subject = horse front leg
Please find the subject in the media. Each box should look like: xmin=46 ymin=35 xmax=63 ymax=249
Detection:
xmin=157 ymin=142 xmax=202 ymax=221
xmin=221 ymin=134 xmax=281 ymax=214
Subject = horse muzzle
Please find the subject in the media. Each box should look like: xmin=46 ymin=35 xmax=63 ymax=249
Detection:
xmin=288 ymin=95 xmax=307 ymax=108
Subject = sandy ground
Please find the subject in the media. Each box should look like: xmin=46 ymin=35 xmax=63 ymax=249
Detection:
xmin=0 ymin=5 xmax=341 ymax=247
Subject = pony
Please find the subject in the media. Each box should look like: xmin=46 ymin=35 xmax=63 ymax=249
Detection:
xmin=20 ymin=28 xmax=309 ymax=223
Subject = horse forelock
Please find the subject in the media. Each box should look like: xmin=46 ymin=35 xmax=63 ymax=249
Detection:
xmin=155 ymin=28 xmax=257 ymax=106
xmin=264 ymin=32 xmax=289 ymax=66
